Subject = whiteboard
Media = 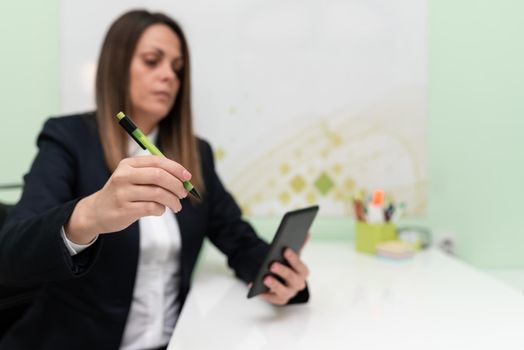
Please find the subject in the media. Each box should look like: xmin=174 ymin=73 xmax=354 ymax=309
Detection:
xmin=60 ymin=0 xmax=427 ymax=217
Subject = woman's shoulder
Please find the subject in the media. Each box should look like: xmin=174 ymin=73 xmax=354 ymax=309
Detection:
xmin=196 ymin=137 xmax=212 ymax=153
xmin=195 ymin=137 xmax=216 ymax=163
xmin=38 ymin=111 xmax=98 ymax=149
xmin=42 ymin=111 xmax=97 ymax=132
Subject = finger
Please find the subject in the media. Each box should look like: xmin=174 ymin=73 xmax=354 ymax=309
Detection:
xmin=263 ymin=276 xmax=294 ymax=301
xmin=124 ymin=155 xmax=192 ymax=182
xmin=128 ymin=185 xmax=182 ymax=213
xmin=284 ymin=248 xmax=310 ymax=279
xmin=259 ymin=292 xmax=287 ymax=306
xmin=270 ymin=262 xmax=305 ymax=291
xmin=127 ymin=167 xmax=188 ymax=199
xmin=129 ymin=201 xmax=166 ymax=218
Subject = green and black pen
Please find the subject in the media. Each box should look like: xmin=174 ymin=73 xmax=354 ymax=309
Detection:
xmin=116 ymin=111 xmax=201 ymax=200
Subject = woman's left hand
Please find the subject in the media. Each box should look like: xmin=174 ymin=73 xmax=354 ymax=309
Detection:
xmin=259 ymin=247 xmax=310 ymax=305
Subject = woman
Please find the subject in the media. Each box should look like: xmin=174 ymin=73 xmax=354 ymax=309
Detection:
xmin=0 ymin=9 xmax=309 ymax=350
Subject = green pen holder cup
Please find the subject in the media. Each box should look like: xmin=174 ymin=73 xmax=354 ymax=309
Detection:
xmin=355 ymin=222 xmax=397 ymax=254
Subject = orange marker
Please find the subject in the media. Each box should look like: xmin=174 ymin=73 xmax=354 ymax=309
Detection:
xmin=371 ymin=189 xmax=385 ymax=206
xmin=367 ymin=189 xmax=385 ymax=223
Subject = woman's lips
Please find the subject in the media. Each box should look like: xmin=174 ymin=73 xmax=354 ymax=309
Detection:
xmin=152 ymin=91 xmax=172 ymax=100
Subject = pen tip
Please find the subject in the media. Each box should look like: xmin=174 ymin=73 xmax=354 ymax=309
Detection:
xmin=116 ymin=112 xmax=125 ymax=120
xmin=190 ymin=188 xmax=201 ymax=200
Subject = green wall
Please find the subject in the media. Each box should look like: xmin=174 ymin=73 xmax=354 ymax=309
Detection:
xmin=0 ymin=1 xmax=523 ymax=268
xmin=0 ymin=0 xmax=60 ymax=203
xmin=428 ymin=0 xmax=524 ymax=267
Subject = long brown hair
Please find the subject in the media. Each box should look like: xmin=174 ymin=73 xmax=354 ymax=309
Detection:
xmin=95 ymin=9 xmax=203 ymax=195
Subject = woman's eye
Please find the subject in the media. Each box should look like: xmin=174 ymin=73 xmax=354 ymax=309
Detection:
xmin=144 ymin=59 xmax=158 ymax=67
xmin=172 ymin=63 xmax=183 ymax=75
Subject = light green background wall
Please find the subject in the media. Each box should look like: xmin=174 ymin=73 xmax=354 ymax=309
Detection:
xmin=0 ymin=1 xmax=523 ymax=268
xmin=0 ymin=0 xmax=60 ymax=200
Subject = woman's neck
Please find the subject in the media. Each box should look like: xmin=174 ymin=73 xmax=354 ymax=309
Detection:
xmin=132 ymin=113 xmax=158 ymax=135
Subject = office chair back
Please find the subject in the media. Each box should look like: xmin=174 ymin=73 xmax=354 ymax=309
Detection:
xmin=0 ymin=202 xmax=38 ymax=338
xmin=0 ymin=202 xmax=8 ymax=230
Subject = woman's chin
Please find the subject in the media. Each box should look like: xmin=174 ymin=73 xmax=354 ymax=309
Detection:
xmin=147 ymin=105 xmax=173 ymax=120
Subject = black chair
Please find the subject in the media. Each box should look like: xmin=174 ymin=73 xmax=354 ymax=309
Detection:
xmin=0 ymin=202 xmax=38 ymax=338
xmin=0 ymin=202 xmax=8 ymax=229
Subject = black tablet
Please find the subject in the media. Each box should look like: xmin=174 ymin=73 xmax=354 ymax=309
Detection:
xmin=247 ymin=205 xmax=319 ymax=298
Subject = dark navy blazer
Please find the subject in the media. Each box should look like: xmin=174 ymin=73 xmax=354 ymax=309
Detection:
xmin=0 ymin=113 xmax=308 ymax=349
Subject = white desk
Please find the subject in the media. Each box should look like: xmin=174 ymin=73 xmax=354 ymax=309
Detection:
xmin=169 ymin=242 xmax=524 ymax=350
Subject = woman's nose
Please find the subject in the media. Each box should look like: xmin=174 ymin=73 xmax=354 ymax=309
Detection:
xmin=160 ymin=62 xmax=176 ymax=82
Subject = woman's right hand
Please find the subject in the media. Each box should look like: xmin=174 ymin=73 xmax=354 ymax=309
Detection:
xmin=64 ymin=155 xmax=191 ymax=244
